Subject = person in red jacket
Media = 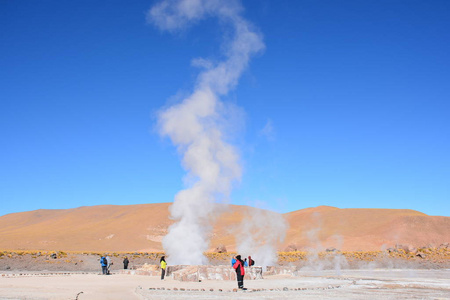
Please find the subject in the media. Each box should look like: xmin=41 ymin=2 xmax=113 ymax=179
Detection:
xmin=248 ymin=255 xmax=255 ymax=266
xmin=233 ymin=255 xmax=246 ymax=289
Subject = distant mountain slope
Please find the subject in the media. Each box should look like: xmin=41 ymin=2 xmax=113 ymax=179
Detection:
xmin=0 ymin=204 xmax=448 ymax=251
xmin=284 ymin=206 xmax=450 ymax=250
xmin=0 ymin=203 xmax=254 ymax=252
xmin=0 ymin=203 xmax=163 ymax=251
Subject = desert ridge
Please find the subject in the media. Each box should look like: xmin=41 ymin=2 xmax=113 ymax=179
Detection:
xmin=284 ymin=206 xmax=450 ymax=251
xmin=0 ymin=203 xmax=448 ymax=252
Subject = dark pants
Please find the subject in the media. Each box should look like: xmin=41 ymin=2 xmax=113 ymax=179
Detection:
xmin=237 ymin=273 xmax=244 ymax=288
xmin=102 ymin=266 xmax=107 ymax=274
xmin=124 ymin=264 xmax=128 ymax=269
xmin=161 ymin=268 xmax=165 ymax=280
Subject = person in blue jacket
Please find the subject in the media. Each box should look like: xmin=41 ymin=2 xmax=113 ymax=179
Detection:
xmin=100 ymin=256 xmax=108 ymax=275
xmin=231 ymin=255 xmax=236 ymax=267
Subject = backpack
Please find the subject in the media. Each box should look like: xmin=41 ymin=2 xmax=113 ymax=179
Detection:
xmin=101 ymin=257 xmax=107 ymax=265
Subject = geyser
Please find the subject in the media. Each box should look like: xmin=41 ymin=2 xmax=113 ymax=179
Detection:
xmin=148 ymin=0 xmax=264 ymax=265
xmin=237 ymin=208 xmax=288 ymax=268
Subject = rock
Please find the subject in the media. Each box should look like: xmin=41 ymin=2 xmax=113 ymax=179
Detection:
xmin=439 ymin=243 xmax=449 ymax=249
xmin=395 ymin=244 xmax=410 ymax=253
xmin=215 ymin=245 xmax=227 ymax=253
xmin=326 ymin=247 xmax=338 ymax=252
xmin=416 ymin=252 xmax=426 ymax=259
xmin=284 ymin=244 xmax=298 ymax=252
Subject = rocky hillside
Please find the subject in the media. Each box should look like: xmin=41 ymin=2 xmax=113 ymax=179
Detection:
xmin=0 ymin=204 xmax=448 ymax=252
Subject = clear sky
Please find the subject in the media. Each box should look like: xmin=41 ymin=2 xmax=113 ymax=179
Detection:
xmin=1 ymin=0 xmax=449 ymax=217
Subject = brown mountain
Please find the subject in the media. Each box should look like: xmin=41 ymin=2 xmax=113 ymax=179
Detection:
xmin=0 ymin=203 xmax=448 ymax=252
xmin=284 ymin=206 xmax=449 ymax=251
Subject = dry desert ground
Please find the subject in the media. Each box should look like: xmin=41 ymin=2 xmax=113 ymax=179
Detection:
xmin=1 ymin=248 xmax=449 ymax=299
xmin=1 ymin=269 xmax=450 ymax=300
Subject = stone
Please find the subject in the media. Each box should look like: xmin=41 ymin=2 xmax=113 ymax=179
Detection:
xmin=439 ymin=243 xmax=449 ymax=249
xmin=284 ymin=244 xmax=298 ymax=252
xmin=416 ymin=252 xmax=426 ymax=259
xmin=215 ymin=245 xmax=227 ymax=253
xmin=395 ymin=244 xmax=410 ymax=253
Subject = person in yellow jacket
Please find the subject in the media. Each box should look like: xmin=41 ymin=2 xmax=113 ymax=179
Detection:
xmin=160 ymin=256 xmax=167 ymax=280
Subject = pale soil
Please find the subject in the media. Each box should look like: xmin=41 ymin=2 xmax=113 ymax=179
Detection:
xmin=1 ymin=252 xmax=448 ymax=273
xmin=1 ymin=269 xmax=449 ymax=300
xmin=1 ymin=253 xmax=449 ymax=299
xmin=0 ymin=253 xmax=159 ymax=272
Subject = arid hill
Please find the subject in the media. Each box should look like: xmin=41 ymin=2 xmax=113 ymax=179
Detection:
xmin=0 ymin=204 xmax=448 ymax=252
xmin=284 ymin=206 xmax=449 ymax=251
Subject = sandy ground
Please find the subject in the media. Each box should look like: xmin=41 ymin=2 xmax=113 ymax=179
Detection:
xmin=1 ymin=269 xmax=449 ymax=300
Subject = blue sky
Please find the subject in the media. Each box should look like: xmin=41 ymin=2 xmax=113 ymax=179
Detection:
xmin=1 ymin=0 xmax=449 ymax=217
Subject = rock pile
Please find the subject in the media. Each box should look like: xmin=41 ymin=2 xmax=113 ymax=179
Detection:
xmin=171 ymin=265 xmax=264 ymax=282
xmin=123 ymin=265 xmax=266 ymax=281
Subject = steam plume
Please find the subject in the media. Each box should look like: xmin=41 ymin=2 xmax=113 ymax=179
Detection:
xmin=148 ymin=0 xmax=264 ymax=265
xmin=237 ymin=207 xmax=288 ymax=268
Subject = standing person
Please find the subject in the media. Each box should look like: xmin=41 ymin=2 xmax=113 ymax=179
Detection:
xmin=123 ymin=257 xmax=129 ymax=269
xmin=248 ymin=256 xmax=255 ymax=266
xmin=244 ymin=258 xmax=248 ymax=267
xmin=160 ymin=256 xmax=167 ymax=280
xmin=100 ymin=256 xmax=108 ymax=275
xmin=106 ymin=255 xmax=112 ymax=274
xmin=233 ymin=255 xmax=246 ymax=290
xmin=231 ymin=255 xmax=236 ymax=267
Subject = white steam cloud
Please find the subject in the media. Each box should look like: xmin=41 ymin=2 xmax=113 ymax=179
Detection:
xmin=148 ymin=0 xmax=264 ymax=265
xmin=237 ymin=207 xmax=288 ymax=268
